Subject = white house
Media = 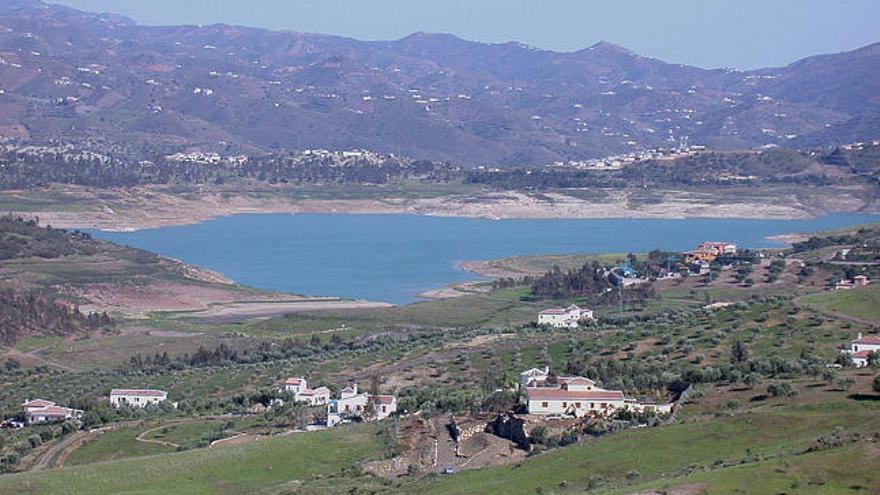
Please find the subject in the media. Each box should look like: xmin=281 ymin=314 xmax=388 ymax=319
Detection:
xmin=525 ymin=374 xmax=625 ymax=417
xmin=520 ymin=366 xmax=549 ymax=388
xmin=332 ymin=384 xmax=370 ymax=417
xmin=372 ymin=395 xmax=397 ymax=419
xmin=284 ymin=377 xmax=331 ymax=406
xmin=326 ymin=384 xmax=397 ymax=423
xmin=537 ymin=305 xmax=594 ymax=328
xmin=109 ymin=389 xmax=168 ymax=408
xmin=842 ymin=333 xmax=880 ymax=367
xmin=21 ymin=399 xmax=82 ymax=424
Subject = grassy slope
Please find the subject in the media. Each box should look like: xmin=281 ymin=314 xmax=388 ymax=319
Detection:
xmin=799 ymin=285 xmax=880 ymax=322
xmin=608 ymin=442 xmax=879 ymax=495
xmin=66 ymin=427 xmax=174 ymax=467
xmin=0 ymin=423 xmax=383 ymax=495
xmin=410 ymin=400 xmax=880 ymax=495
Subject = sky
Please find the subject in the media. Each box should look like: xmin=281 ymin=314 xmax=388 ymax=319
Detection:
xmin=51 ymin=0 xmax=880 ymax=69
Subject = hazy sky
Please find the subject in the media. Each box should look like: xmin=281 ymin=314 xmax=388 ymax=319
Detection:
xmin=52 ymin=0 xmax=880 ymax=69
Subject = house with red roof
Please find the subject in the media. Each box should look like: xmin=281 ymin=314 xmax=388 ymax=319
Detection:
xmin=283 ymin=377 xmax=331 ymax=406
xmin=109 ymin=389 xmax=168 ymax=408
xmin=372 ymin=394 xmax=397 ymax=419
xmin=526 ymin=374 xmax=626 ymax=417
xmin=842 ymin=333 xmax=880 ymax=367
xmin=21 ymin=399 xmax=82 ymax=424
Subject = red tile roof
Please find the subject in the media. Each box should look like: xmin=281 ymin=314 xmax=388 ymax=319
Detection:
xmin=372 ymin=395 xmax=396 ymax=405
xmin=285 ymin=378 xmax=304 ymax=385
xmin=30 ymin=406 xmax=78 ymax=417
xmin=852 ymin=350 xmax=873 ymax=359
xmin=539 ymin=308 xmax=568 ymax=315
xmin=853 ymin=336 xmax=880 ymax=345
xmin=110 ymin=389 xmax=166 ymax=397
xmin=22 ymin=399 xmax=55 ymax=408
xmin=526 ymin=387 xmax=624 ymax=401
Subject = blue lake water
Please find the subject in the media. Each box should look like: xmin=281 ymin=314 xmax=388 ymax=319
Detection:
xmin=90 ymin=213 xmax=880 ymax=304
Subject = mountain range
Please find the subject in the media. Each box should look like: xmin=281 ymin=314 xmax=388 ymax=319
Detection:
xmin=0 ymin=0 xmax=878 ymax=166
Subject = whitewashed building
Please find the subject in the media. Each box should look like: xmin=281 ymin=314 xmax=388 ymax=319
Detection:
xmin=284 ymin=377 xmax=331 ymax=406
xmin=373 ymin=395 xmax=398 ymax=419
xmin=842 ymin=333 xmax=880 ymax=367
xmin=537 ymin=305 xmax=594 ymax=328
xmin=109 ymin=389 xmax=168 ymax=408
xmin=326 ymin=384 xmax=398 ymax=423
xmin=526 ymin=376 xmax=625 ymax=417
xmin=520 ymin=366 xmax=550 ymax=388
xmin=21 ymin=399 xmax=82 ymax=424
xmin=332 ymin=384 xmax=370 ymax=416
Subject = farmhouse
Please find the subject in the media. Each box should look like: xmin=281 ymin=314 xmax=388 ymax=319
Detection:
xmin=283 ymin=377 xmax=331 ymax=406
xmin=842 ymin=333 xmax=880 ymax=367
xmin=373 ymin=395 xmax=398 ymax=420
xmin=537 ymin=304 xmax=594 ymax=328
xmin=526 ymin=375 xmax=626 ymax=417
xmin=326 ymin=384 xmax=398 ymax=423
xmin=330 ymin=384 xmax=369 ymax=416
xmin=520 ymin=366 xmax=550 ymax=388
xmin=109 ymin=389 xmax=168 ymax=408
xmin=21 ymin=399 xmax=82 ymax=424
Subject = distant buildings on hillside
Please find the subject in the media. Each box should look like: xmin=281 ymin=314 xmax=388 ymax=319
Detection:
xmin=537 ymin=304 xmax=594 ymax=328
xmin=842 ymin=333 xmax=880 ymax=367
xmin=521 ymin=367 xmax=672 ymax=418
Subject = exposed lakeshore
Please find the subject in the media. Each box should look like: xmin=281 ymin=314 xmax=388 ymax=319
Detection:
xmin=3 ymin=183 xmax=875 ymax=232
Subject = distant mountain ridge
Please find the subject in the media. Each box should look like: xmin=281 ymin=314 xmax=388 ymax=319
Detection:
xmin=0 ymin=0 xmax=877 ymax=166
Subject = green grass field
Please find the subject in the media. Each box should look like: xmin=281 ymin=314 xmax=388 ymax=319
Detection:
xmin=0 ymin=423 xmax=384 ymax=495
xmin=66 ymin=426 xmax=175 ymax=467
xmin=799 ymin=285 xmax=880 ymax=322
xmin=409 ymin=400 xmax=880 ymax=495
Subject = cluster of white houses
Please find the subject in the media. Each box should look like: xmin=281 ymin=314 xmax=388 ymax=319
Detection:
xmin=283 ymin=377 xmax=397 ymax=426
xmin=521 ymin=367 xmax=672 ymax=418
xmin=842 ymin=333 xmax=880 ymax=367
xmin=537 ymin=305 xmax=594 ymax=329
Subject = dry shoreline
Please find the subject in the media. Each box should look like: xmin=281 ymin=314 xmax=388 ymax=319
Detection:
xmin=7 ymin=184 xmax=874 ymax=232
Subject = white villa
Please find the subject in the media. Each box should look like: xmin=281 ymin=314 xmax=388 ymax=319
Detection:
xmin=520 ymin=366 xmax=550 ymax=388
xmin=842 ymin=333 xmax=880 ymax=367
xmin=373 ymin=395 xmax=398 ymax=420
xmin=526 ymin=376 xmax=625 ymax=417
xmin=21 ymin=399 xmax=82 ymax=424
xmin=537 ymin=304 xmax=594 ymax=328
xmin=283 ymin=377 xmax=331 ymax=406
xmin=109 ymin=389 xmax=168 ymax=408
xmin=332 ymin=384 xmax=370 ymax=416
xmin=326 ymin=384 xmax=398 ymax=423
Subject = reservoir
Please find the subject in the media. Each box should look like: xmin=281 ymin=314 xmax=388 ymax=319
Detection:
xmin=91 ymin=213 xmax=880 ymax=304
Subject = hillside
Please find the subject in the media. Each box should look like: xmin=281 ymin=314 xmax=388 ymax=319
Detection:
xmin=0 ymin=1 xmax=877 ymax=166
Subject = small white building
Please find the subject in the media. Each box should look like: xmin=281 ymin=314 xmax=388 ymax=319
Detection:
xmin=109 ymin=389 xmax=168 ymax=408
xmin=842 ymin=333 xmax=880 ymax=367
xmin=520 ymin=366 xmax=549 ymax=388
xmin=372 ymin=395 xmax=397 ymax=419
xmin=333 ymin=385 xmax=369 ymax=416
xmin=21 ymin=399 xmax=82 ymax=424
xmin=326 ymin=384 xmax=397 ymax=423
xmin=284 ymin=377 xmax=331 ymax=406
xmin=537 ymin=305 xmax=594 ymax=328
xmin=526 ymin=375 xmax=625 ymax=417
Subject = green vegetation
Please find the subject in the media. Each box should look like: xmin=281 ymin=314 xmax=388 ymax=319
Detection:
xmin=414 ymin=400 xmax=880 ymax=495
xmin=800 ymin=284 xmax=880 ymax=321
xmin=0 ymin=423 xmax=383 ymax=495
